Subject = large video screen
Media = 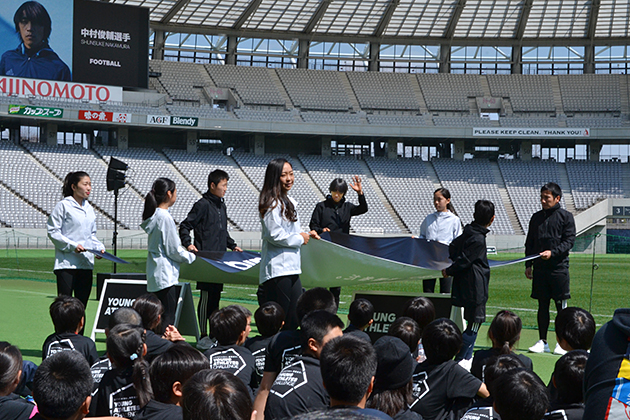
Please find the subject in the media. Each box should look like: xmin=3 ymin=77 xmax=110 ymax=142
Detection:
xmin=0 ymin=0 xmax=148 ymax=88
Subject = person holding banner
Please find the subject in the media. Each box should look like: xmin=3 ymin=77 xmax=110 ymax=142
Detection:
xmin=419 ymin=188 xmax=462 ymax=294
xmin=141 ymin=178 xmax=196 ymax=332
xmin=309 ymin=176 xmax=367 ymax=306
xmin=258 ymin=158 xmax=319 ymax=331
xmin=179 ymin=169 xmax=242 ymax=343
xmin=47 ymin=171 xmax=104 ymax=310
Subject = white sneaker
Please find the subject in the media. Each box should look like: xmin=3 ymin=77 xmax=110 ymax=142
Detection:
xmin=458 ymin=358 xmax=473 ymax=372
xmin=553 ymin=343 xmax=568 ymax=355
xmin=528 ymin=340 xmax=551 ymax=353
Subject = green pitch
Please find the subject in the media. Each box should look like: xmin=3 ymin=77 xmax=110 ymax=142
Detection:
xmin=0 ymin=248 xmax=626 ymax=382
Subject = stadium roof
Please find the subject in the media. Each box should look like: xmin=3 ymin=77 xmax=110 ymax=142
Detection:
xmin=113 ymin=0 xmax=630 ymax=45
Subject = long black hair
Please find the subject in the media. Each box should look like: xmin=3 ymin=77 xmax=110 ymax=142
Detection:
xmin=0 ymin=342 xmax=22 ymax=395
xmin=258 ymin=158 xmax=297 ymax=222
xmin=62 ymin=171 xmax=89 ymax=197
xmin=143 ymin=178 xmax=176 ymax=221
xmin=132 ymin=294 xmax=163 ymax=332
xmin=106 ymin=324 xmax=153 ymax=407
xmin=434 ymin=187 xmax=457 ymax=216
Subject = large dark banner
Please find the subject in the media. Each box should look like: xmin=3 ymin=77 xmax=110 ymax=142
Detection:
xmin=72 ymin=0 xmax=148 ymax=88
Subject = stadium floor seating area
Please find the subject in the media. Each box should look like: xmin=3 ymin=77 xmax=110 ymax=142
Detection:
xmin=0 ymin=140 xmax=627 ymax=234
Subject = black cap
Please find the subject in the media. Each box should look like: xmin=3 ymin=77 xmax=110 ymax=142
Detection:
xmin=373 ymin=336 xmax=414 ymax=390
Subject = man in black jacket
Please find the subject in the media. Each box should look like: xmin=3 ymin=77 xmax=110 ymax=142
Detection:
xmin=525 ymin=182 xmax=576 ymax=354
xmin=179 ymin=170 xmax=242 ymax=340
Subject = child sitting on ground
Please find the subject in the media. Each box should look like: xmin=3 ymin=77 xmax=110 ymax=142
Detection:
xmin=264 ymin=310 xmax=344 ymax=420
xmin=133 ymin=294 xmax=185 ymax=362
xmin=343 ymin=298 xmax=374 ymax=343
xmin=388 ymin=317 xmax=422 ymax=356
xmin=554 ymin=307 xmax=596 ymax=354
xmin=545 ymin=350 xmax=589 ymax=420
xmin=442 ymin=200 xmax=495 ymax=365
xmin=492 ymin=368 xmax=549 ymax=420
xmin=0 ymin=342 xmax=36 ymax=420
xmin=32 ymin=352 xmax=93 ymax=420
xmin=402 ymin=297 xmax=435 ymax=362
xmin=410 ymin=318 xmax=489 ymax=420
xmin=203 ymin=305 xmax=257 ymax=396
xmin=245 ymin=302 xmax=285 ymax=388
xmin=90 ymin=324 xmax=152 ymax=418
xmin=42 ymin=296 xmax=99 ymax=366
xmin=471 ymin=310 xmax=533 ymax=381
xmin=135 ymin=343 xmax=210 ymax=420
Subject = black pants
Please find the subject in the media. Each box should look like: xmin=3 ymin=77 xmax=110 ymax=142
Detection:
xmin=154 ymin=286 xmax=179 ymax=334
xmin=258 ymin=275 xmax=303 ymax=331
xmin=197 ymin=283 xmax=223 ymax=336
xmin=55 ymin=269 xmax=93 ymax=309
xmin=423 ymin=277 xmax=453 ymax=294
xmin=538 ymin=298 xmax=566 ymax=341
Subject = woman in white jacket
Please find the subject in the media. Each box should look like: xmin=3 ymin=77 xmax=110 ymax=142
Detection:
xmin=419 ymin=188 xmax=462 ymax=294
xmin=47 ymin=171 xmax=105 ymax=309
xmin=258 ymin=158 xmax=319 ymax=331
xmin=140 ymin=177 xmax=195 ymax=332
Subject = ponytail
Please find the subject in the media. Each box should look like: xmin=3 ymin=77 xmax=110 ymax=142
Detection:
xmin=106 ymin=324 xmax=153 ymax=407
xmin=62 ymin=171 xmax=90 ymax=197
xmin=143 ymin=177 xmax=176 ymax=221
xmin=488 ymin=310 xmax=522 ymax=354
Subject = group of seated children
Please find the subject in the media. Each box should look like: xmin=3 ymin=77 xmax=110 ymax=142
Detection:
xmin=0 ymin=286 xmax=598 ymax=420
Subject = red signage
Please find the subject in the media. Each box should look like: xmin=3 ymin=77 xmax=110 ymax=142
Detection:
xmin=78 ymin=110 xmax=131 ymax=123
xmin=0 ymin=76 xmax=123 ymax=103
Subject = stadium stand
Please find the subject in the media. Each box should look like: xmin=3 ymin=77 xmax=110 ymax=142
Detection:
xmin=431 ymin=158 xmax=514 ymax=235
xmin=149 ymin=60 xmax=215 ymax=103
xmin=100 ymin=102 xmax=168 ymax=115
xmin=301 ymin=112 xmax=363 ymax=125
xmin=232 ymin=153 xmax=321 ymax=231
xmin=276 ymin=68 xmax=353 ymax=111
xmin=565 ymin=117 xmax=625 ymax=128
xmin=298 ymin=154 xmax=400 ymax=234
xmin=487 ymin=75 xmax=555 ymax=112
xmin=166 ymin=104 xmax=233 ymax=119
xmin=417 ymin=74 xmax=484 ymax=112
xmin=234 ymin=109 xmax=298 ymax=122
xmin=347 ymin=72 xmax=421 ymax=111
xmin=163 ymin=149 xmax=259 ymax=231
xmin=0 ymin=183 xmax=49 ymax=229
xmin=566 ymin=160 xmax=625 ymax=209
xmin=364 ymin=157 xmax=436 ymax=234
xmin=433 ymin=115 xmax=495 ymax=127
xmin=497 ymin=159 xmax=566 ymax=233
xmin=23 ymin=143 xmax=133 ymax=230
xmin=559 ymin=74 xmax=621 ymax=113
xmin=500 ymin=117 xmax=560 ymax=127
xmin=205 ymin=64 xmax=286 ymax=107
xmin=93 ymin=146 xmax=201 ymax=225
xmin=366 ymin=114 xmax=427 ymax=126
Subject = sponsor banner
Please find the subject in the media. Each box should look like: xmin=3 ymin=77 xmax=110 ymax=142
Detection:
xmin=146 ymin=115 xmax=171 ymax=125
xmin=146 ymin=115 xmax=199 ymax=127
xmin=473 ymin=127 xmax=590 ymax=137
xmin=0 ymin=76 xmax=122 ymax=103
xmin=79 ymin=110 xmax=131 ymax=123
xmin=9 ymin=105 xmax=63 ymax=118
xmin=171 ymin=116 xmax=199 ymax=127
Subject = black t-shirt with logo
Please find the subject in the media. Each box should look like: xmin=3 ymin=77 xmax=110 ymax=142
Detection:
xmin=245 ymin=335 xmax=273 ymax=386
xmin=145 ymin=330 xmax=173 ymax=363
xmin=134 ymin=399 xmax=183 ymax=420
xmin=460 ymin=406 xmax=500 ymax=420
xmin=0 ymin=394 xmax=35 ymax=420
xmin=264 ymin=355 xmax=329 ymax=420
xmin=544 ymin=402 xmax=584 ymax=420
xmin=42 ymin=332 xmax=99 ymax=366
xmin=264 ymin=330 xmax=302 ymax=373
xmin=90 ymin=367 xmax=141 ymax=418
xmin=204 ymin=344 xmax=258 ymax=394
xmin=410 ymin=360 xmax=482 ymax=420
xmin=90 ymin=357 xmax=113 ymax=393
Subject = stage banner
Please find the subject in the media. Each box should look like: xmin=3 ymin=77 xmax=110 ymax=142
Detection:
xmin=179 ymin=233 xmax=540 ymax=288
